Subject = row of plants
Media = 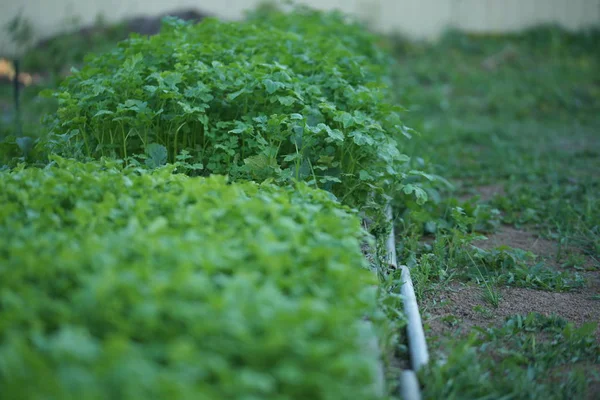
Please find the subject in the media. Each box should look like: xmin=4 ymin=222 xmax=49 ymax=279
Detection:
xmin=40 ymin=6 xmax=418 ymax=213
xmin=0 ymin=5 xmax=419 ymax=399
xmin=0 ymin=158 xmax=392 ymax=399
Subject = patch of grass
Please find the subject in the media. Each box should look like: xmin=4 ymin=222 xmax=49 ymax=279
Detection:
xmin=480 ymin=279 xmax=501 ymax=308
xmin=407 ymin=252 xmax=453 ymax=301
xmin=441 ymin=314 xmax=460 ymax=327
xmin=561 ymin=252 xmax=593 ymax=271
xmin=391 ymin=26 xmax=599 ymax=396
xmin=391 ymin=26 xmax=600 ymax=255
xmin=421 ymin=313 xmax=600 ymax=400
xmin=469 ymin=245 xmax=584 ymax=292
xmin=0 ymin=82 xmax=58 ymax=142
xmin=397 ymin=207 xmax=583 ymax=295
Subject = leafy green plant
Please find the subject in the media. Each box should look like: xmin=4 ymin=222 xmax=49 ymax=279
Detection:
xmin=472 ymin=305 xmax=494 ymax=319
xmin=0 ymin=157 xmax=391 ymax=400
xmin=43 ymin=11 xmax=416 ymax=212
xmin=246 ymin=3 xmax=394 ymax=72
xmin=407 ymin=252 xmax=453 ymax=301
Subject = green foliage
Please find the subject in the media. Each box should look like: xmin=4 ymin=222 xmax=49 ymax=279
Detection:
xmin=391 ymin=26 xmax=600 ymax=253
xmin=389 ymin=25 xmax=598 ymax=297
xmin=397 ymin=204 xmax=583 ymax=297
xmin=409 ymin=234 xmax=583 ymax=295
xmin=0 ymin=157 xmax=388 ymax=400
xmin=0 ymin=80 xmax=60 ymax=143
xmin=246 ymin=3 xmax=393 ymax=71
xmin=421 ymin=313 xmax=599 ymax=400
xmin=397 ymin=194 xmax=501 ymax=237
xmin=469 ymin=245 xmax=584 ymax=291
xmin=0 ymin=134 xmax=44 ymax=167
xmin=492 ymin=179 xmax=600 ymax=257
xmin=44 ymin=12 xmax=413 ymax=211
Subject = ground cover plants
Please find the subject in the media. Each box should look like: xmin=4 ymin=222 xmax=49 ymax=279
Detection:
xmin=421 ymin=313 xmax=599 ymax=399
xmin=389 ymin=26 xmax=600 ymax=398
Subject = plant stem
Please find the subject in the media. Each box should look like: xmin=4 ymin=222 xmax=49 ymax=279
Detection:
xmin=13 ymin=58 xmax=22 ymax=136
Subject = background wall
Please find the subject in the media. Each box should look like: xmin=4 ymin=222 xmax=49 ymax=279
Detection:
xmin=2 ymin=0 xmax=599 ymax=54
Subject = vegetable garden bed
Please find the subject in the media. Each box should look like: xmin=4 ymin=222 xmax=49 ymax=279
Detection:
xmin=0 ymin=158 xmax=390 ymax=399
xmin=0 ymin=5 xmax=431 ymax=399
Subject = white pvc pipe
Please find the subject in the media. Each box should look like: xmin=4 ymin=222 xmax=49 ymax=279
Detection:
xmin=384 ymin=205 xmax=429 ymax=397
xmin=399 ymin=265 xmax=430 ymax=371
xmin=400 ymin=370 xmax=422 ymax=400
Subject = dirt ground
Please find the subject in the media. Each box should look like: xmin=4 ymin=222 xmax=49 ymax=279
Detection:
xmin=423 ymin=214 xmax=600 ymax=342
xmin=425 ymin=280 xmax=600 ymax=341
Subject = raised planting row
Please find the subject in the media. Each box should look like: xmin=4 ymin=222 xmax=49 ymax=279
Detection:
xmin=0 ymin=157 xmax=392 ymax=399
xmin=0 ymin=6 xmax=423 ymax=399
xmin=40 ymin=7 xmax=419 ymax=213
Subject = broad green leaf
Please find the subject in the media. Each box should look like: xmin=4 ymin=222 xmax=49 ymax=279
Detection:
xmin=145 ymin=143 xmax=168 ymax=169
xmin=263 ymin=79 xmax=283 ymax=94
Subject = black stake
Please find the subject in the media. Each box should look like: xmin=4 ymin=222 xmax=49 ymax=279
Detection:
xmin=13 ymin=58 xmax=22 ymax=136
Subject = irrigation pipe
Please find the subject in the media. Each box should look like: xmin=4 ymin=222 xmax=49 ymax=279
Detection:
xmin=384 ymin=205 xmax=429 ymax=399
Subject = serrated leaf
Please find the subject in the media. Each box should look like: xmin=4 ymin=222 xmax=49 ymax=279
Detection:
xmin=349 ymin=131 xmax=374 ymax=146
xmin=335 ymin=112 xmax=354 ymax=128
xmin=402 ymin=184 xmax=428 ymax=205
xmin=244 ymin=154 xmax=270 ymax=170
xmin=327 ymin=128 xmax=344 ymax=142
xmin=320 ymin=176 xmax=342 ymax=183
xmin=276 ymin=96 xmax=295 ymax=106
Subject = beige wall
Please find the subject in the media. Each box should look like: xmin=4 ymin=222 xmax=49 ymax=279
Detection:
xmin=2 ymin=0 xmax=599 ymax=55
